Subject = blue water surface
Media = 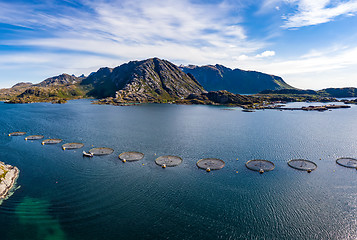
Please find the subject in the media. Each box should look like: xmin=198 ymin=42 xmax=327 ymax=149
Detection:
xmin=0 ymin=100 xmax=356 ymax=240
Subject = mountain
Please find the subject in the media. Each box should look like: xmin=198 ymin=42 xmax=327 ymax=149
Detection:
xmin=180 ymin=64 xmax=295 ymax=94
xmin=0 ymin=82 xmax=33 ymax=99
xmin=0 ymin=74 xmax=87 ymax=103
xmin=82 ymin=58 xmax=205 ymax=102
xmin=35 ymin=74 xmax=82 ymax=87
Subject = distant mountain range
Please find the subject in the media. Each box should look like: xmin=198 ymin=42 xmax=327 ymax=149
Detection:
xmin=259 ymin=88 xmax=357 ymax=98
xmin=0 ymin=57 xmax=356 ymax=105
xmin=180 ymin=64 xmax=294 ymax=94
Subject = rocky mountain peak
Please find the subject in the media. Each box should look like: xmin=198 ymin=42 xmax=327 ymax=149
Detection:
xmin=35 ymin=73 xmax=81 ymax=87
xmin=82 ymin=58 xmax=205 ymax=102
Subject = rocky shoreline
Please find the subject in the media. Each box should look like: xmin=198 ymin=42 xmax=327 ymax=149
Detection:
xmin=244 ymin=104 xmax=351 ymax=111
xmin=0 ymin=162 xmax=19 ymax=200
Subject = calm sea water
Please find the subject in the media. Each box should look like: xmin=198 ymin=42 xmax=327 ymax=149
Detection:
xmin=0 ymin=100 xmax=356 ymax=240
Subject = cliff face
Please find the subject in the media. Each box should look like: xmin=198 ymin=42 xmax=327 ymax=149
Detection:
xmin=82 ymin=58 xmax=205 ymax=102
xmin=180 ymin=64 xmax=295 ymax=94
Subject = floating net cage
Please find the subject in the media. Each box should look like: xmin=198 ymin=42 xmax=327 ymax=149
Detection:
xmin=62 ymin=143 xmax=84 ymax=150
xmin=246 ymin=159 xmax=275 ymax=172
xmin=25 ymin=135 xmax=44 ymax=140
xmin=89 ymin=147 xmax=114 ymax=156
xmin=155 ymin=155 xmax=183 ymax=167
xmin=118 ymin=152 xmax=144 ymax=162
xmin=196 ymin=158 xmax=225 ymax=171
xmin=288 ymin=159 xmax=317 ymax=171
xmin=336 ymin=158 xmax=357 ymax=168
xmin=42 ymin=139 xmax=62 ymax=145
xmin=8 ymin=132 xmax=26 ymax=136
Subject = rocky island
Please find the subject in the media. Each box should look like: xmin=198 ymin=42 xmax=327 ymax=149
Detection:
xmin=0 ymin=162 xmax=19 ymax=200
xmin=0 ymin=57 xmax=356 ymax=111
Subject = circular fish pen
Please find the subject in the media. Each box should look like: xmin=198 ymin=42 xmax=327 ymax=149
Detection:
xmin=118 ymin=152 xmax=144 ymax=162
xmin=62 ymin=143 xmax=84 ymax=150
xmin=8 ymin=132 xmax=26 ymax=136
xmin=89 ymin=147 xmax=114 ymax=156
xmin=336 ymin=158 xmax=357 ymax=168
xmin=246 ymin=159 xmax=275 ymax=173
xmin=288 ymin=159 xmax=317 ymax=172
xmin=196 ymin=158 xmax=225 ymax=172
xmin=25 ymin=135 xmax=44 ymax=140
xmin=42 ymin=139 xmax=62 ymax=145
xmin=155 ymin=155 xmax=183 ymax=167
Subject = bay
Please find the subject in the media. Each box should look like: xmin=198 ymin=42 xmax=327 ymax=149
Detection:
xmin=0 ymin=99 xmax=356 ymax=239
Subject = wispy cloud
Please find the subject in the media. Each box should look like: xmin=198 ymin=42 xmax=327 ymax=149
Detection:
xmin=1 ymin=0 xmax=357 ymax=89
xmin=282 ymin=0 xmax=357 ymax=28
xmin=0 ymin=0 xmax=264 ymax=68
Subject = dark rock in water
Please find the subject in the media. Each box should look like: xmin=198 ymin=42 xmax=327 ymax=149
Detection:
xmin=206 ymin=90 xmax=252 ymax=104
xmin=176 ymin=90 xmax=256 ymax=106
xmin=180 ymin=64 xmax=295 ymax=94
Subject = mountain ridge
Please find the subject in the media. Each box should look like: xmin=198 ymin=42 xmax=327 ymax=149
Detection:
xmin=180 ymin=64 xmax=294 ymax=94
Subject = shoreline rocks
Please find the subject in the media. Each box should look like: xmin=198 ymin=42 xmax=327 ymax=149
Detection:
xmin=0 ymin=161 xmax=19 ymax=200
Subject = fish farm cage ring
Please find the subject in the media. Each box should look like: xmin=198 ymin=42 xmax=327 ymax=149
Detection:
xmin=245 ymin=159 xmax=275 ymax=172
xmin=89 ymin=147 xmax=114 ymax=156
xmin=42 ymin=139 xmax=63 ymax=145
xmin=8 ymin=132 xmax=26 ymax=136
xmin=62 ymin=143 xmax=84 ymax=150
xmin=119 ymin=152 xmax=144 ymax=162
xmin=288 ymin=159 xmax=317 ymax=171
xmin=155 ymin=155 xmax=183 ymax=167
xmin=25 ymin=135 xmax=44 ymax=140
xmin=196 ymin=158 xmax=225 ymax=170
xmin=336 ymin=158 xmax=357 ymax=168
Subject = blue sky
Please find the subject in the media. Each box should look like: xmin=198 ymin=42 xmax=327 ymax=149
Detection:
xmin=1 ymin=0 xmax=357 ymax=89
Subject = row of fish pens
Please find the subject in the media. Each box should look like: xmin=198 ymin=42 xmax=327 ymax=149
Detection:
xmin=8 ymin=131 xmax=357 ymax=173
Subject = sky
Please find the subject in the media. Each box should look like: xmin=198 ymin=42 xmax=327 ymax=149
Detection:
xmin=1 ymin=0 xmax=357 ymax=89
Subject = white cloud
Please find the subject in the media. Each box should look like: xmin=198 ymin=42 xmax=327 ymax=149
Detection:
xmin=282 ymin=0 xmax=357 ymax=28
xmin=236 ymin=55 xmax=249 ymax=61
xmin=256 ymin=50 xmax=276 ymax=58
xmin=240 ymin=45 xmax=357 ymax=89
xmin=0 ymin=0 xmax=263 ymax=65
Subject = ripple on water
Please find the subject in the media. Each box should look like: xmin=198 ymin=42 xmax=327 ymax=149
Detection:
xmin=5 ymin=197 xmax=67 ymax=240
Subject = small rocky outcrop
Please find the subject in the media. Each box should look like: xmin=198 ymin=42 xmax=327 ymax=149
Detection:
xmin=176 ymin=90 xmax=257 ymax=106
